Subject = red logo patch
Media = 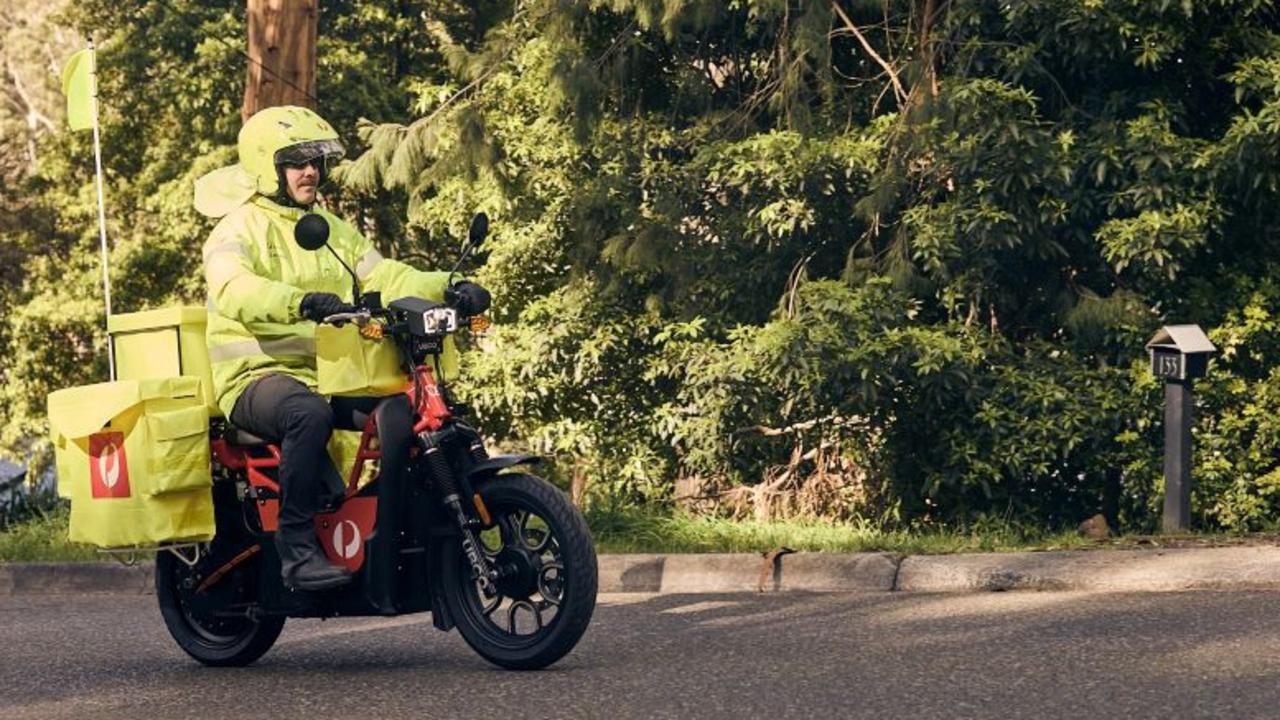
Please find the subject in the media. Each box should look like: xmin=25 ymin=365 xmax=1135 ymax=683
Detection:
xmin=89 ymin=432 xmax=130 ymax=499
xmin=316 ymin=497 xmax=377 ymax=571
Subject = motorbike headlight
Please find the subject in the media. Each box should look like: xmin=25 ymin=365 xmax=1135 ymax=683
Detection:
xmin=420 ymin=307 xmax=458 ymax=335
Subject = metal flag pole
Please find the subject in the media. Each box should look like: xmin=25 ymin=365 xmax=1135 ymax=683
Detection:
xmin=87 ymin=37 xmax=115 ymax=381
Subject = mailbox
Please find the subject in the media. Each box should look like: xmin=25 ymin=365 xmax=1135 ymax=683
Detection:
xmin=1146 ymin=325 xmax=1216 ymax=381
xmin=1145 ymin=324 xmax=1216 ymax=533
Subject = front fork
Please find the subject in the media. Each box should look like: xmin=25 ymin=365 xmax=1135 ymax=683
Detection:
xmin=418 ymin=428 xmax=496 ymax=591
xmin=441 ymin=489 xmax=498 ymax=593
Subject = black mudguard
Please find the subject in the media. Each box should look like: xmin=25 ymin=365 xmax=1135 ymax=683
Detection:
xmin=467 ymin=454 xmax=542 ymax=482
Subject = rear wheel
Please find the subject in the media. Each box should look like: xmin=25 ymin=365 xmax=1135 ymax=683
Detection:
xmin=441 ymin=473 xmax=598 ymax=670
xmin=155 ymin=545 xmax=284 ymax=667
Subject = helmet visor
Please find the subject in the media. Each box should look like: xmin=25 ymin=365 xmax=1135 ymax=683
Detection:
xmin=274 ymin=139 xmax=345 ymax=168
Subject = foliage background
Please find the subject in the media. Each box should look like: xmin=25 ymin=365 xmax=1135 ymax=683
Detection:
xmin=6 ymin=0 xmax=1280 ymax=533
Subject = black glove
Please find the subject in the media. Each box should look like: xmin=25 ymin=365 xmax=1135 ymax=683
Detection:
xmin=299 ymin=292 xmax=353 ymax=323
xmin=446 ymin=281 xmax=491 ymax=316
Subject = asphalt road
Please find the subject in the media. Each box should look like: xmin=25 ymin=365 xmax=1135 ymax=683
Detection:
xmin=1 ymin=590 xmax=1278 ymax=719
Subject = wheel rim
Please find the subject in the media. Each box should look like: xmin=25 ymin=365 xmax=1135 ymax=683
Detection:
xmin=179 ymin=595 xmax=255 ymax=645
xmin=461 ymin=502 xmax=569 ymax=648
xmin=167 ymin=548 xmax=259 ymax=646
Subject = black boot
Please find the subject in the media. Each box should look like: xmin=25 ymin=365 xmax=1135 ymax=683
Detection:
xmin=276 ymin=531 xmax=353 ymax=591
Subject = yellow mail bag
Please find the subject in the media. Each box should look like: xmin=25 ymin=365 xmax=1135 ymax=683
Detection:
xmin=48 ymin=376 xmax=214 ymax=548
xmin=315 ymin=323 xmax=407 ymax=397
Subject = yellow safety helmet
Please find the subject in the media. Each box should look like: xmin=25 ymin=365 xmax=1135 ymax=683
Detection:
xmin=237 ymin=105 xmax=345 ymax=196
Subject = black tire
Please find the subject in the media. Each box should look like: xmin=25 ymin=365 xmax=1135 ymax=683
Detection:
xmin=155 ymin=548 xmax=285 ymax=667
xmin=440 ymin=473 xmax=598 ymax=670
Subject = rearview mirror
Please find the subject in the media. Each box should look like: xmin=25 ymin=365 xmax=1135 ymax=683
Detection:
xmin=295 ymin=213 xmax=330 ymax=251
xmin=467 ymin=212 xmax=489 ymax=248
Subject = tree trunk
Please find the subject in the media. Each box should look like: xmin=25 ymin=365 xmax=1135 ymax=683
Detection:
xmin=908 ymin=0 xmax=948 ymax=112
xmin=242 ymin=0 xmax=318 ymax=122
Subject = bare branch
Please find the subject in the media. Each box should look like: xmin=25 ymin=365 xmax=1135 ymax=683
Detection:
xmin=830 ymin=0 xmax=907 ymax=108
xmin=5 ymin=54 xmax=56 ymax=134
xmin=2 ymin=92 xmax=24 ymax=114
xmin=735 ymin=415 xmax=867 ymax=437
xmin=594 ymin=19 xmax=639 ymax=68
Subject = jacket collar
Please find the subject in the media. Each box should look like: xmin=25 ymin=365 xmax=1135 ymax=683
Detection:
xmin=251 ymin=195 xmax=310 ymax=221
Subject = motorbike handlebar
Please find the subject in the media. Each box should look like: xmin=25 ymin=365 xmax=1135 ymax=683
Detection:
xmin=320 ymin=310 xmax=374 ymax=327
xmin=321 ymin=289 xmax=480 ymax=341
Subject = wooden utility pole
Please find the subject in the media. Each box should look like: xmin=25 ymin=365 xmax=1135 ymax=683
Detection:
xmin=242 ymin=0 xmax=318 ymax=121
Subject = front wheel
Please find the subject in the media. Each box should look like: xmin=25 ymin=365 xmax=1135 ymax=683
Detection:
xmin=440 ymin=473 xmax=598 ymax=670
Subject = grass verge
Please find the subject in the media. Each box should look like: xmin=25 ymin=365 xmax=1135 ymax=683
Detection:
xmin=586 ymin=507 xmax=1280 ymax=554
xmin=587 ymin=506 xmax=1099 ymax=555
xmin=2 ymin=504 xmax=1275 ymax=562
xmin=0 ymin=507 xmax=98 ymax=563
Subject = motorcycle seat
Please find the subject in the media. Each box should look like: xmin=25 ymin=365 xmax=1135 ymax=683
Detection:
xmin=225 ymin=427 xmax=272 ymax=447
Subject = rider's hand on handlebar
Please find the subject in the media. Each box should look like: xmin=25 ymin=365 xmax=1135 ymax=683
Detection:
xmin=445 ymin=281 xmax=491 ymax=316
xmin=299 ymin=292 xmax=355 ymax=323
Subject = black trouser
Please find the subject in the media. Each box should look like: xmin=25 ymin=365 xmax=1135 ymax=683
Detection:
xmin=230 ymin=374 xmax=414 ymax=587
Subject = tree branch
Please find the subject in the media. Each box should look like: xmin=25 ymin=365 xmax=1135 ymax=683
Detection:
xmin=735 ymin=415 xmax=867 ymax=437
xmin=5 ymin=54 xmax=56 ymax=134
xmin=830 ymin=0 xmax=907 ymax=109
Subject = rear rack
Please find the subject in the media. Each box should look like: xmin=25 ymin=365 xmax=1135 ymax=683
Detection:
xmin=96 ymin=542 xmax=203 ymax=568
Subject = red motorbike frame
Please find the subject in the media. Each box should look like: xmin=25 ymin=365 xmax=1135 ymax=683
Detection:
xmin=209 ymin=365 xmax=453 ymax=572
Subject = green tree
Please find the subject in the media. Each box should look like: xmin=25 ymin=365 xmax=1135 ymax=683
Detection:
xmin=345 ymin=0 xmax=1280 ymax=530
xmin=12 ymin=0 xmax=1280 ymax=533
xmin=0 ymin=0 xmax=470 ymax=464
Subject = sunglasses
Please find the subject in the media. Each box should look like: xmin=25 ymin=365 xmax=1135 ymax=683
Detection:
xmin=282 ymin=157 xmax=325 ymax=170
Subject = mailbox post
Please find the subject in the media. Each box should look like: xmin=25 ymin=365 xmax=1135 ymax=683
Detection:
xmin=1145 ymin=325 xmax=1216 ymax=533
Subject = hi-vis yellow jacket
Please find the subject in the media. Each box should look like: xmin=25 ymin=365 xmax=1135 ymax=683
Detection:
xmin=203 ymin=195 xmax=452 ymax=416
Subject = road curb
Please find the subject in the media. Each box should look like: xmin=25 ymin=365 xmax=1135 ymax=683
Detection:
xmin=0 ymin=562 xmax=153 ymax=595
xmin=5 ymin=545 xmax=1280 ymax=595
xmin=595 ymin=552 xmax=901 ymax=593
xmin=896 ymin=545 xmax=1280 ymax=592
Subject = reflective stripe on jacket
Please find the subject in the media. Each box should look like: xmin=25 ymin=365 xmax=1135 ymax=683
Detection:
xmin=203 ymin=196 xmax=454 ymax=416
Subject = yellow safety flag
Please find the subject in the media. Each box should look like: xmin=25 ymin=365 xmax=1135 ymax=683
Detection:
xmin=61 ymin=42 xmax=116 ymax=378
xmin=61 ymin=48 xmax=96 ymax=132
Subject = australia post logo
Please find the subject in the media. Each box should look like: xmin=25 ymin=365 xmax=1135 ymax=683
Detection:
xmin=89 ymin=432 xmax=131 ymax=499
xmin=317 ymin=498 xmax=376 ymax=571
xmin=332 ymin=520 xmax=362 ymax=560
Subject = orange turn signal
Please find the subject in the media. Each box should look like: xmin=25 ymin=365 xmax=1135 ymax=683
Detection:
xmin=473 ymin=493 xmax=493 ymax=526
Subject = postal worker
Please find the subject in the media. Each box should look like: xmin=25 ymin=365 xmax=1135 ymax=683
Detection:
xmin=194 ymin=106 xmax=489 ymax=596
